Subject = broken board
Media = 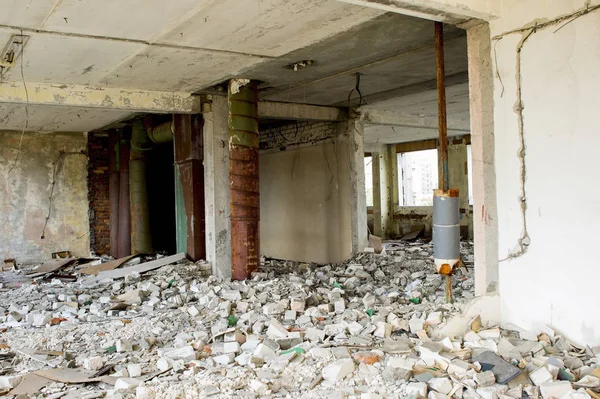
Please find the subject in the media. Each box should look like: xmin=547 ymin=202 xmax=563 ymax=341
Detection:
xmin=26 ymin=258 xmax=76 ymax=276
xmin=90 ymin=253 xmax=186 ymax=282
xmin=79 ymin=254 xmax=139 ymax=276
xmin=400 ymin=227 xmax=424 ymax=241
xmin=8 ymin=373 xmax=52 ymax=395
xmin=472 ymin=350 xmax=522 ymax=384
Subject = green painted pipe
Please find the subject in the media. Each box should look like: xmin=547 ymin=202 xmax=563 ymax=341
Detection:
xmin=148 ymin=121 xmax=174 ymax=144
xmin=130 ymin=120 xmax=152 ymax=254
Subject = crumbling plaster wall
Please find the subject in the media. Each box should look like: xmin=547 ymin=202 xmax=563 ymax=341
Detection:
xmin=0 ymin=131 xmax=90 ymax=264
xmin=489 ymin=0 xmax=600 ymax=345
xmin=260 ymin=121 xmax=352 ymax=264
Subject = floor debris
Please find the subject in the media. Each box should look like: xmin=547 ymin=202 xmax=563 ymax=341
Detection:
xmin=0 ymin=241 xmax=597 ymax=398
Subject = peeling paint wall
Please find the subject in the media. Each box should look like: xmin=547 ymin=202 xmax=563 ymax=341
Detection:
xmin=490 ymin=0 xmax=600 ymax=345
xmin=0 ymin=131 xmax=90 ymax=264
xmin=259 ymin=121 xmax=352 ymax=264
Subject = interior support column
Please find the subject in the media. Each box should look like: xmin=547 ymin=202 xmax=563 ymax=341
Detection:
xmin=173 ymin=114 xmax=206 ymax=261
xmin=130 ymin=120 xmax=152 ymax=254
xmin=379 ymin=145 xmax=394 ymax=239
xmin=372 ymin=148 xmax=382 ymax=237
xmin=108 ymin=131 xmax=120 ymax=257
xmin=203 ymin=95 xmax=232 ymax=279
xmin=228 ymin=80 xmax=260 ymax=281
xmin=117 ymin=128 xmax=131 ymax=257
xmin=342 ymin=118 xmax=368 ymax=255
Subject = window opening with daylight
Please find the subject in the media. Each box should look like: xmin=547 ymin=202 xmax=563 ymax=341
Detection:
xmin=397 ymin=149 xmax=438 ymax=206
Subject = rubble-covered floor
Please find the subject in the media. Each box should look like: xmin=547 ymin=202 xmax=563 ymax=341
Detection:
xmin=0 ymin=241 xmax=598 ymax=399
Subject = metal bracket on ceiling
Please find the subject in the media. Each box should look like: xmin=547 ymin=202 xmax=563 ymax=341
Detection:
xmin=0 ymin=35 xmax=30 ymax=75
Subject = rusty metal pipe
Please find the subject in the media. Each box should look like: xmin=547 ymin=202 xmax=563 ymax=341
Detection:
xmin=435 ymin=21 xmax=449 ymax=192
xmin=229 ymin=79 xmax=260 ymax=281
xmin=148 ymin=121 xmax=174 ymax=144
xmin=117 ymin=129 xmax=131 ymax=257
xmin=108 ymin=131 xmax=120 ymax=257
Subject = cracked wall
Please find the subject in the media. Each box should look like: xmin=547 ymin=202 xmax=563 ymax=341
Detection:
xmin=490 ymin=0 xmax=600 ymax=345
xmin=0 ymin=131 xmax=90 ymax=264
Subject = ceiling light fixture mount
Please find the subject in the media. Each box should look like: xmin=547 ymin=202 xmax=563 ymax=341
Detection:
xmin=284 ymin=60 xmax=315 ymax=71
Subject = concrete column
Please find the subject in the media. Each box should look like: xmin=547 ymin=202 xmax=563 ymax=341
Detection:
xmin=173 ymin=114 xmax=206 ymax=261
xmin=448 ymin=140 xmax=471 ymax=238
xmin=203 ymin=95 xmax=232 ymax=279
xmin=108 ymin=131 xmax=120 ymax=257
xmin=372 ymin=144 xmax=394 ymax=238
xmin=371 ymin=148 xmax=382 ymax=237
xmin=228 ymin=80 xmax=260 ymax=281
xmin=466 ymin=22 xmax=498 ymax=295
xmin=339 ymin=118 xmax=368 ymax=254
xmin=117 ymin=129 xmax=131 ymax=257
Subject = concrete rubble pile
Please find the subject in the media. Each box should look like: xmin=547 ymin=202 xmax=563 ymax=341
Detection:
xmin=0 ymin=241 xmax=598 ymax=398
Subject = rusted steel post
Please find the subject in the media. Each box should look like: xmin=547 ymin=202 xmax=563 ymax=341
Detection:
xmin=434 ymin=22 xmax=457 ymax=303
xmin=117 ymin=128 xmax=131 ymax=257
xmin=173 ymin=114 xmax=206 ymax=261
xmin=435 ymin=21 xmax=449 ymax=192
xmin=130 ymin=120 xmax=152 ymax=254
xmin=228 ymin=79 xmax=260 ymax=281
xmin=108 ymin=130 xmax=120 ymax=257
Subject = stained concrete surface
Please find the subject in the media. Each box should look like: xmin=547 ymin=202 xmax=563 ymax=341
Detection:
xmin=0 ymin=131 xmax=90 ymax=264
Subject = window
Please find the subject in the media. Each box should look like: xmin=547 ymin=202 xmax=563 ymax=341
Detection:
xmin=397 ymin=149 xmax=438 ymax=206
xmin=364 ymin=155 xmax=373 ymax=207
xmin=467 ymin=144 xmax=473 ymax=206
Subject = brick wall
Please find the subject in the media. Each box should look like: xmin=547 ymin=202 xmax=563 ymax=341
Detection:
xmin=260 ymin=121 xmax=338 ymax=151
xmin=87 ymin=132 xmax=110 ymax=255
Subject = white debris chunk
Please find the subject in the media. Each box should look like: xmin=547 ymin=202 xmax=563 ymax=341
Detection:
xmin=114 ymin=378 xmax=142 ymax=391
xmin=323 ymin=358 xmax=356 ymax=382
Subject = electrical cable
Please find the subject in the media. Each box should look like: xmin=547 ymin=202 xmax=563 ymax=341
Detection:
xmin=7 ymin=31 xmax=29 ymax=175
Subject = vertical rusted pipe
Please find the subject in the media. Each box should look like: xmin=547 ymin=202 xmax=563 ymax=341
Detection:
xmin=173 ymin=114 xmax=206 ymax=261
xmin=435 ymin=21 xmax=449 ymax=192
xmin=118 ymin=128 xmax=131 ymax=257
xmin=229 ymin=79 xmax=260 ymax=281
xmin=108 ymin=131 xmax=120 ymax=257
xmin=130 ymin=120 xmax=153 ymax=254
xmin=435 ymin=22 xmax=456 ymax=303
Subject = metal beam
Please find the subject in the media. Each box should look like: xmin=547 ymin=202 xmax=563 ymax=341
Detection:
xmin=360 ymin=108 xmax=470 ymax=132
xmin=257 ymin=101 xmax=347 ymax=121
xmin=0 ymin=81 xmax=201 ymax=113
xmin=334 ymin=0 xmax=498 ymax=23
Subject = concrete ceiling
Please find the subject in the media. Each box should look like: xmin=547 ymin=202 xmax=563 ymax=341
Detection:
xmin=0 ymin=0 xmax=470 ymax=143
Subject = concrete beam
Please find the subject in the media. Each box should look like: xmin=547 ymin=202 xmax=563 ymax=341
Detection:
xmin=335 ymin=0 xmax=498 ymax=23
xmin=361 ymin=108 xmax=470 ymax=132
xmin=258 ymin=101 xmax=347 ymax=121
xmin=0 ymin=81 xmax=201 ymax=114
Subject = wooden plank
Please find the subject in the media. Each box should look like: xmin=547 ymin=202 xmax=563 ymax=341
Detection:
xmin=91 ymin=253 xmax=186 ymax=282
xmin=26 ymin=258 xmax=75 ymax=275
xmin=79 ymin=254 xmax=139 ymax=276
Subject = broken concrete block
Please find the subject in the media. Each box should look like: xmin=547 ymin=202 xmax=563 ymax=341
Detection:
xmin=116 ymin=339 xmax=133 ymax=353
xmin=530 ymin=367 xmax=554 ymax=386
xmin=539 ymin=381 xmax=573 ymax=399
xmin=84 ymin=356 xmax=105 ymax=370
xmin=0 ymin=375 xmax=22 ymax=389
xmin=428 ymin=377 xmax=453 ymax=395
xmin=266 ymin=319 xmax=288 ymax=339
xmin=290 ymin=298 xmax=306 ymax=312
xmin=32 ymin=313 xmax=52 ymax=327
xmin=135 ymin=386 xmax=156 ymax=399
xmin=127 ymin=364 xmax=142 ymax=378
xmin=360 ymin=394 xmax=382 ymax=399
xmin=223 ymin=342 xmax=240 ymax=354
xmin=263 ymin=302 xmax=285 ymax=315
xmin=322 ymin=358 xmax=356 ymax=382
xmin=373 ymin=322 xmax=392 ymax=338
xmin=213 ymin=353 xmax=235 ymax=365
xmin=305 ymin=327 xmax=326 ymax=342
xmin=406 ymin=382 xmax=428 ymax=398
xmin=156 ymin=358 xmax=170 ymax=372
xmin=158 ymin=346 xmax=196 ymax=361
xmin=284 ymin=310 xmax=297 ymax=321
xmin=425 ymin=312 xmax=442 ymax=326
xmin=409 ymin=318 xmax=425 ymax=334
xmin=114 ymin=377 xmax=142 ymax=391
xmin=475 ymin=371 xmax=496 ymax=387
xmin=253 ymin=344 xmax=276 ymax=360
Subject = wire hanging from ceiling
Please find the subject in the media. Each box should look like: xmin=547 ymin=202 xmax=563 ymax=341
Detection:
xmin=7 ymin=31 xmax=29 ymax=175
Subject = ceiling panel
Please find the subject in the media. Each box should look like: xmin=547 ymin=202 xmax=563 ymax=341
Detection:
xmin=0 ymin=103 xmax=133 ymax=132
xmin=158 ymin=0 xmax=384 ymax=57
xmin=0 ymin=0 xmax=59 ymax=29
xmin=101 ymin=46 xmax=265 ymax=91
xmin=1 ymin=34 xmax=143 ymax=85
xmin=364 ymin=124 xmax=466 ymax=144
xmin=262 ymin=35 xmax=467 ymax=105
xmin=43 ymin=0 xmax=205 ymax=41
